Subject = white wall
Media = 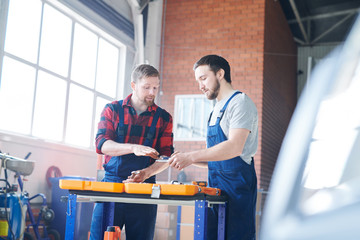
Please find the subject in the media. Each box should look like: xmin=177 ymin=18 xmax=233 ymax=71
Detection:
xmin=297 ymin=44 xmax=339 ymax=99
xmin=104 ymin=0 xmax=132 ymax=22
xmin=0 ymin=132 xmax=97 ymax=203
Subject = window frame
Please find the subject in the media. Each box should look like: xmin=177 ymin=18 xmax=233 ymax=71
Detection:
xmin=0 ymin=0 xmax=130 ymax=150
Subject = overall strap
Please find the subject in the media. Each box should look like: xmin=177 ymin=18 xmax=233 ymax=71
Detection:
xmin=116 ymin=100 xmax=125 ymax=143
xmin=143 ymin=106 xmax=163 ymax=147
xmin=215 ymin=91 xmax=242 ymax=125
xmin=208 ymin=112 xmax=213 ymax=125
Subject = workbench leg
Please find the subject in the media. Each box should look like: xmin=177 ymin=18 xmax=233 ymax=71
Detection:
xmin=194 ymin=200 xmax=207 ymax=240
xmin=217 ymin=203 xmax=226 ymax=240
xmin=176 ymin=206 xmax=181 ymax=240
xmin=65 ymin=194 xmax=77 ymax=240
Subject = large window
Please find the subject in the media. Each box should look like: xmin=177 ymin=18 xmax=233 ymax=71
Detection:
xmin=174 ymin=95 xmax=214 ymax=141
xmin=0 ymin=0 xmax=125 ymax=148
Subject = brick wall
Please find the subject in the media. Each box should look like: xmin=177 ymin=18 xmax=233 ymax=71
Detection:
xmin=158 ymin=0 xmax=266 ymax=185
xmin=158 ymin=0 xmax=296 ymax=193
xmin=157 ymin=0 xmax=296 ymax=238
xmin=261 ymin=0 xmax=297 ymax=189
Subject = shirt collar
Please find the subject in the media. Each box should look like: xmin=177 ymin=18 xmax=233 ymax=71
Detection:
xmin=122 ymin=94 xmax=157 ymax=113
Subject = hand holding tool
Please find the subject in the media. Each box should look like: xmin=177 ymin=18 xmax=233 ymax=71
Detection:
xmin=155 ymin=156 xmax=170 ymax=163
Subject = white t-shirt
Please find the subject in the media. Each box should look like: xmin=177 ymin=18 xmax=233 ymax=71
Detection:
xmin=209 ymin=90 xmax=258 ymax=164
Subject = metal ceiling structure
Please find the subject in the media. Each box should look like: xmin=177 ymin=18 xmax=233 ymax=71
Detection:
xmin=278 ymin=0 xmax=360 ymax=46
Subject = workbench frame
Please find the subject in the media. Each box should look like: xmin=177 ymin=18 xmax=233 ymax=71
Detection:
xmin=64 ymin=191 xmax=227 ymax=240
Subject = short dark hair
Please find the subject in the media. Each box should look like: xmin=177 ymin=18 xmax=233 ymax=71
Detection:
xmin=193 ymin=55 xmax=231 ymax=83
xmin=131 ymin=64 xmax=160 ymax=83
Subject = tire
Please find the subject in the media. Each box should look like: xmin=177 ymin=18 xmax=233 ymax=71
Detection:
xmin=23 ymin=232 xmax=34 ymax=240
xmin=47 ymin=229 xmax=61 ymax=240
xmin=42 ymin=208 xmax=55 ymax=223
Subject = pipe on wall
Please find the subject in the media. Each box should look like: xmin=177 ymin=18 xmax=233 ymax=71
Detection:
xmin=127 ymin=0 xmax=145 ymax=64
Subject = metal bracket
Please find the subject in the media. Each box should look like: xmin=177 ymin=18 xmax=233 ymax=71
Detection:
xmin=151 ymin=185 xmax=161 ymax=198
xmin=217 ymin=203 xmax=226 ymax=240
xmin=65 ymin=194 xmax=77 ymax=240
xmin=194 ymin=200 xmax=207 ymax=240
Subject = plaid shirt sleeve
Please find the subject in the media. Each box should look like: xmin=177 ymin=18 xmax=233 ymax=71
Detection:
xmin=95 ymin=102 xmax=118 ymax=154
xmin=156 ymin=109 xmax=174 ymax=157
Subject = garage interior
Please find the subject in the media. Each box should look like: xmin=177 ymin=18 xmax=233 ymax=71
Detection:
xmin=0 ymin=0 xmax=359 ymax=239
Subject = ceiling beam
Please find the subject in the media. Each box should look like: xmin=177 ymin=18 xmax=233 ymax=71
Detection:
xmin=293 ymin=37 xmax=306 ymax=45
xmin=289 ymin=0 xmax=309 ymax=43
xmin=288 ymin=8 xmax=360 ymax=24
xmin=139 ymin=0 xmax=150 ymax=12
xmin=311 ymin=12 xmax=356 ymax=44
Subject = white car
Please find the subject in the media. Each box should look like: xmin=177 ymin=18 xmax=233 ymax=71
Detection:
xmin=260 ymin=15 xmax=360 ymax=240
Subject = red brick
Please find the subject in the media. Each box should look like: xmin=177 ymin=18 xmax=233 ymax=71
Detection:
xmin=160 ymin=0 xmax=296 ymax=196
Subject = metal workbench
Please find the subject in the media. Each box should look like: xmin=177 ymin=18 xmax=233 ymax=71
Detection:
xmin=64 ymin=190 xmax=227 ymax=240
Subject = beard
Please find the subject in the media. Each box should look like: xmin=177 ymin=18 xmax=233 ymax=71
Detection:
xmin=205 ymin=79 xmax=220 ymax=100
xmin=143 ymin=96 xmax=155 ymax=106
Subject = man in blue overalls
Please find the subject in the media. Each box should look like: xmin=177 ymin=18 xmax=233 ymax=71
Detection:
xmin=169 ymin=55 xmax=258 ymax=240
xmin=90 ymin=64 xmax=174 ymax=240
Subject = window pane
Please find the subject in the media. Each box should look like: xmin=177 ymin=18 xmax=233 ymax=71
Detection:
xmin=0 ymin=57 xmax=36 ymax=134
xmin=32 ymin=71 xmax=67 ymax=141
xmin=177 ymin=98 xmax=192 ymax=138
xmin=39 ymin=4 xmax=72 ymax=77
xmin=175 ymin=96 xmax=214 ymax=140
xmin=1 ymin=0 xmax=124 ymax=150
xmin=4 ymin=0 xmax=42 ymax=63
xmin=193 ymin=98 xmax=204 ymax=138
xmin=71 ymin=23 xmax=98 ymax=88
xmin=95 ymin=39 xmax=118 ymax=98
xmin=203 ymin=99 xmax=213 ymax=133
xmin=65 ymin=84 xmax=94 ymax=147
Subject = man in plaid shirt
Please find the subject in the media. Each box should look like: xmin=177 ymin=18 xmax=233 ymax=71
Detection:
xmin=89 ymin=64 xmax=174 ymax=240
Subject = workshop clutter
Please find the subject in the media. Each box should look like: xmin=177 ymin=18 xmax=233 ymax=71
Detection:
xmin=62 ymin=179 xmax=227 ymax=240
xmin=178 ymin=205 xmax=195 ymax=240
xmin=192 ymin=181 xmax=221 ymax=196
xmin=0 ymin=193 xmax=25 ymax=239
xmin=59 ymin=180 xmax=221 ymax=197
xmin=155 ymin=205 xmax=177 ymax=240
xmin=103 ymin=226 xmax=121 ymax=240
xmin=0 ymin=152 xmax=59 ymax=239
xmin=49 ymin=176 xmax=94 ymax=240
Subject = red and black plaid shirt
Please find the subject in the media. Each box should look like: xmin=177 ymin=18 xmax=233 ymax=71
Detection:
xmin=95 ymin=94 xmax=174 ymax=164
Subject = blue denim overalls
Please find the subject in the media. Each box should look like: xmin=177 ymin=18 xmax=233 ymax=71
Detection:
xmin=207 ymin=92 xmax=257 ymax=240
xmin=90 ymin=100 xmax=162 ymax=240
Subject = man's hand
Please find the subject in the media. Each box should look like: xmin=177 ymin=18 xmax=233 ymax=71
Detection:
xmin=132 ymin=145 xmax=159 ymax=159
xmin=123 ymin=170 xmax=148 ymax=183
xmin=168 ymin=152 xmax=193 ymax=171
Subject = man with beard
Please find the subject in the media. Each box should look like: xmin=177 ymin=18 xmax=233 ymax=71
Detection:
xmin=168 ymin=55 xmax=258 ymax=240
xmin=89 ymin=64 xmax=174 ymax=240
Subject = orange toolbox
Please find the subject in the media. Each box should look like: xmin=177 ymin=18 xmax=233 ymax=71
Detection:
xmin=125 ymin=182 xmax=221 ymax=196
xmin=124 ymin=183 xmax=202 ymax=196
xmin=159 ymin=183 xmax=201 ymax=196
xmin=59 ymin=180 xmax=221 ymax=196
xmin=192 ymin=181 xmax=221 ymax=196
xmin=124 ymin=182 xmax=154 ymax=194
xmin=59 ymin=179 xmax=124 ymax=193
xmin=59 ymin=179 xmax=85 ymax=190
